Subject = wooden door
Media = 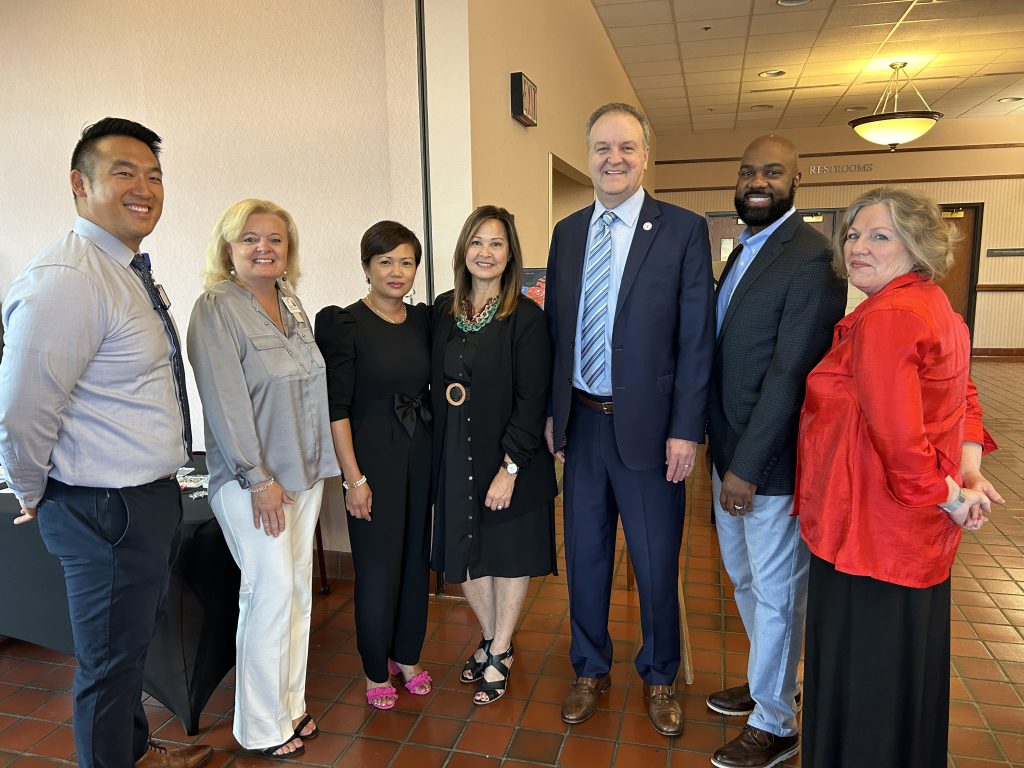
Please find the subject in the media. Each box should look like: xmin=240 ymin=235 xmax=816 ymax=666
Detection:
xmin=936 ymin=205 xmax=980 ymax=336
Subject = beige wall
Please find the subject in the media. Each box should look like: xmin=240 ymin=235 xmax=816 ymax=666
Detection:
xmin=464 ymin=0 xmax=653 ymax=268
xmin=0 ymin=0 xmax=425 ymax=552
xmin=655 ymin=116 xmax=1024 ymax=349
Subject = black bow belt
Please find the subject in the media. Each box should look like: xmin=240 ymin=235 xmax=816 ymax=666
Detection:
xmin=394 ymin=392 xmax=432 ymax=438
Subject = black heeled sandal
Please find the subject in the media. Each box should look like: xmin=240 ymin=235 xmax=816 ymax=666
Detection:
xmin=461 ymin=636 xmax=492 ymax=684
xmin=474 ymin=642 xmax=514 ymax=705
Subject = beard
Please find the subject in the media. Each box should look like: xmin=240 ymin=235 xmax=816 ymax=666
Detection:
xmin=734 ymin=180 xmax=797 ymax=228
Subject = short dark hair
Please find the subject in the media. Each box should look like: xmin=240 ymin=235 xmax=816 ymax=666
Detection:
xmin=360 ymin=220 xmax=423 ymax=268
xmin=70 ymin=117 xmax=162 ymax=181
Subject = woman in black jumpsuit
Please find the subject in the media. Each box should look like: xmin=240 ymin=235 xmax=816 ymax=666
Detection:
xmin=316 ymin=221 xmax=432 ymax=710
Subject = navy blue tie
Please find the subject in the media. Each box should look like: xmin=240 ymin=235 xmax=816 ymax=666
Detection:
xmin=131 ymin=253 xmax=192 ymax=454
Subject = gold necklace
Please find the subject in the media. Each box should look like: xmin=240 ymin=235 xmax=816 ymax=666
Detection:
xmin=364 ymin=294 xmax=407 ymax=324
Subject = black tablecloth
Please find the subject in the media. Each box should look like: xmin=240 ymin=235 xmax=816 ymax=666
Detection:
xmin=0 ymin=456 xmax=238 ymax=735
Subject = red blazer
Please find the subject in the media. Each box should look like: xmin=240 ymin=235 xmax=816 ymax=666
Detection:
xmin=796 ymin=273 xmax=994 ymax=588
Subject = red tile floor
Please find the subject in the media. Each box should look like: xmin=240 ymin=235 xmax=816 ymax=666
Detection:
xmin=1 ymin=358 xmax=1021 ymax=767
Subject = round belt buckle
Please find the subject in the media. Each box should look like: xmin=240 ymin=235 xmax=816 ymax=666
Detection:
xmin=446 ymin=382 xmax=467 ymax=406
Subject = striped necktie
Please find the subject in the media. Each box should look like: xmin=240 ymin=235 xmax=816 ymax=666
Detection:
xmin=131 ymin=253 xmax=193 ymax=454
xmin=580 ymin=210 xmax=617 ymax=390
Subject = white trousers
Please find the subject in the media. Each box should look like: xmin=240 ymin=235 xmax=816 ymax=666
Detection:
xmin=211 ymin=479 xmax=324 ymax=750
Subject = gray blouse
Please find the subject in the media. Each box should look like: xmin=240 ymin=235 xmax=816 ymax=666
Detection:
xmin=186 ymin=279 xmax=339 ymax=498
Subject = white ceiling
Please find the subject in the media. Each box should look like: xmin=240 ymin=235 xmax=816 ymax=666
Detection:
xmin=591 ymin=0 xmax=1024 ymax=135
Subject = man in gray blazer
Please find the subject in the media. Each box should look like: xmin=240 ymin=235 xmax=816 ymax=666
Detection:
xmin=705 ymin=135 xmax=846 ymax=768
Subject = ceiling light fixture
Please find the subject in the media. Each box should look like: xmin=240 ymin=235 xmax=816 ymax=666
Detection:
xmin=750 ymin=104 xmax=775 ymax=110
xmin=777 ymin=0 xmax=813 ymax=5
xmin=997 ymin=96 xmax=1023 ymax=103
xmin=848 ymin=62 xmax=943 ymax=151
xmin=758 ymin=69 xmax=786 ymax=78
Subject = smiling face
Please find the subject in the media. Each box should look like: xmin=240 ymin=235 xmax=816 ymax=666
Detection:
xmin=843 ymin=202 xmax=917 ymax=296
xmin=364 ymin=242 xmax=418 ymax=302
xmin=71 ymin=135 xmax=163 ymax=251
xmin=464 ymin=218 xmax=511 ymax=285
xmin=734 ymin=136 xmax=800 ymax=232
xmin=587 ymin=111 xmax=649 ymax=209
xmin=228 ymin=213 xmax=289 ymax=290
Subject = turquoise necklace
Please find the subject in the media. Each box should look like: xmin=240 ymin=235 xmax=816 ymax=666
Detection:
xmin=456 ymin=296 xmax=499 ymax=332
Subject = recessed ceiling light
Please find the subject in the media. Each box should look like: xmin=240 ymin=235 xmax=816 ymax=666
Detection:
xmin=845 ymin=106 xmax=868 ymax=112
xmin=758 ymin=70 xmax=786 ymax=78
xmin=750 ymin=104 xmax=775 ymax=111
xmin=777 ymin=0 xmax=813 ymax=5
xmin=997 ymin=96 xmax=1023 ymax=103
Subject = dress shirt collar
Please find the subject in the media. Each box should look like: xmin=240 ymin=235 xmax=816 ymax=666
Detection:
xmin=72 ymin=216 xmax=138 ymax=269
xmin=738 ymin=206 xmax=796 ymax=254
xmin=592 ymin=186 xmax=646 ymax=230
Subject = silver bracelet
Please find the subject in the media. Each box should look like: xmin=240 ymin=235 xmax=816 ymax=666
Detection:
xmin=343 ymin=475 xmax=368 ymax=490
xmin=249 ymin=478 xmax=275 ymax=494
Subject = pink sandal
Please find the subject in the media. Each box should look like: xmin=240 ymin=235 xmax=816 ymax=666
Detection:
xmin=365 ymin=684 xmax=398 ymax=710
xmin=388 ymin=660 xmax=433 ymax=695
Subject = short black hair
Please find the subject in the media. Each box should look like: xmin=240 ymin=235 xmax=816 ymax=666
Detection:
xmin=360 ymin=220 xmax=423 ymax=267
xmin=70 ymin=117 xmax=162 ymax=181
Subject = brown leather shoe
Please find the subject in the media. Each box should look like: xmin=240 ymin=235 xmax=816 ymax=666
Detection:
xmin=711 ymin=724 xmax=799 ymax=768
xmin=136 ymin=741 xmax=213 ymax=768
xmin=706 ymin=683 xmax=802 ymax=717
xmin=561 ymin=675 xmax=611 ymax=723
xmin=707 ymin=683 xmax=755 ymax=716
xmin=642 ymin=683 xmax=683 ymax=736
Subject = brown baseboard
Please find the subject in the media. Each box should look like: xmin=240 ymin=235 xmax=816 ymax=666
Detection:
xmin=973 ymin=349 xmax=1024 ymax=358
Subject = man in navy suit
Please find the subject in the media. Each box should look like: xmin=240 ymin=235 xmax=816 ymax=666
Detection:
xmin=705 ymin=135 xmax=846 ymax=768
xmin=545 ymin=103 xmax=714 ymax=736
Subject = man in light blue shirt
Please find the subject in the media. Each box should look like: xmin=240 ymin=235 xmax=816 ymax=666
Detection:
xmin=705 ymin=135 xmax=847 ymax=768
xmin=0 ymin=118 xmax=211 ymax=768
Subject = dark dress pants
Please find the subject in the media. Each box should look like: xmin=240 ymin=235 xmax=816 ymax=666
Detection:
xmin=37 ymin=478 xmax=183 ymax=768
xmin=563 ymin=404 xmax=684 ymax=684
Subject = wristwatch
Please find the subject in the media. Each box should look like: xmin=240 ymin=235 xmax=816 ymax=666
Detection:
xmin=503 ymin=460 xmax=519 ymax=476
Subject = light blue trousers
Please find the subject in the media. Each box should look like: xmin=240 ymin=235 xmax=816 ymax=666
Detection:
xmin=712 ymin=467 xmax=809 ymax=737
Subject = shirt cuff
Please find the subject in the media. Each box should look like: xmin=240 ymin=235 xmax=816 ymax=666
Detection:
xmin=237 ymin=465 xmax=272 ymax=489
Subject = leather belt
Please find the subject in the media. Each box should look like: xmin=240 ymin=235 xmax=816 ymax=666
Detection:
xmin=573 ymin=388 xmax=614 ymax=415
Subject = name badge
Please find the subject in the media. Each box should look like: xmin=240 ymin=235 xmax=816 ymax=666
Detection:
xmin=155 ymin=284 xmax=171 ymax=310
xmin=282 ymin=296 xmax=305 ymax=324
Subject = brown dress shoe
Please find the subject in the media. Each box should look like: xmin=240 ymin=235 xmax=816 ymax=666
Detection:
xmin=136 ymin=741 xmax=214 ymax=768
xmin=561 ymin=675 xmax=611 ymax=723
xmin=706 ymin=683 xmax=802 ymax=717
xmin=707 ymin=683 xmax=755 ymax=716
xmin=711 ymin=724 xmax=799 ymax=768
xmin=642 ymin=683 xmax=683 ymax=736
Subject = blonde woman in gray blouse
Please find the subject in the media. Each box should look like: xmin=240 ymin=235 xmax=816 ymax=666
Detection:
xmin=187 ymin=199 xmax=339 ymax=759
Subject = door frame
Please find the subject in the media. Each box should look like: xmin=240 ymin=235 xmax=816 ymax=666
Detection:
xmin=940 ymin=202 xmax=983 ymax=340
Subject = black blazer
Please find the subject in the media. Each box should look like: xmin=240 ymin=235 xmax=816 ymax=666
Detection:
xmin=707 ymin=214 xmax=847 ymax=495
xmin=430 ymin=292 xmax=557 ymax=516
xmin=546 ymin=192 xmax=715 ymax=471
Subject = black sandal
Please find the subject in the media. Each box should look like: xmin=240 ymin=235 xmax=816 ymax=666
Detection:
xmin=248 ymin=740 xmax=305 ymax=760
xmin=461 ymin=636 xmax=492 ymax=684
xmin=291 ymin=713 xmax=319 ymax=741
xmin=474 ymin=642 xmax=514 ymax=705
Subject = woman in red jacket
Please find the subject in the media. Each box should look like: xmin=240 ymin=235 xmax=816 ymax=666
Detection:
xmin=796 ymin=187 xmax=1002 ymax=768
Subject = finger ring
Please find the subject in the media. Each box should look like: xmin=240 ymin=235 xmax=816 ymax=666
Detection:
xmin=733 ymin=504 xmax=743 ymax=510
xmin=683 ymin=464 xmax=691 ymax=468
xmin=497 ymin=505 xmax=502 ymax=510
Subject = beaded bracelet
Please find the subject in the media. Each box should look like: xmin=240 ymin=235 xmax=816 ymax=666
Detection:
xmin=343 ymin=475 xmax=368 ymax=490
xmin=249 ymin=478 xmax=276 ymax=494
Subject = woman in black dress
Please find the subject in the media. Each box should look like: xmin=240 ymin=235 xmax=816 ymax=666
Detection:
xmin=315 ymin=221 xmax=432 ymax=711
xmin=431 ymin=205 xmax=557 ymax=705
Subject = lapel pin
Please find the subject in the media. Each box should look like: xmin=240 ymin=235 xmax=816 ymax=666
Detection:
xmin=643 ymin=221 xmax=653 ymax=231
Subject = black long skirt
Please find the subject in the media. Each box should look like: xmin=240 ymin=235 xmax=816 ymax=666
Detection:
xmin=803 ymin=554 xmax=951 ymax=768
